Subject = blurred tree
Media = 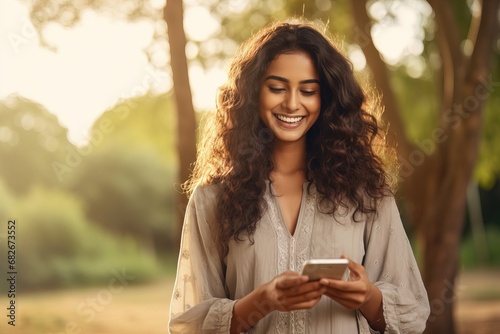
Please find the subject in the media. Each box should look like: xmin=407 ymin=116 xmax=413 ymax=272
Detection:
xmin=0 ymin=95 xmax=74 ymax=195
xmin=29 ymin=0 xmax=197 ymax=236
xmin=66 ymin=144 xmax=177 ymax=254
xmin=350 ymin=1 xmax=500 ymax=332
xmin=0 ymin=186 xmax=160 ymax=291
xmin=0 ymin=178 xmax=15 ymax=219
xmin=63 ymin=93 xmax=179 ymax=253
xmin=164 ymin=0 xmax=197 ymax=233
xmin=88 ymin=93 xmax=177 ymax=166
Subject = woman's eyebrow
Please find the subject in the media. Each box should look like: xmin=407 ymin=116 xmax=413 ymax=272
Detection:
xmin=265 ymin=75 xmax=320 ymax=85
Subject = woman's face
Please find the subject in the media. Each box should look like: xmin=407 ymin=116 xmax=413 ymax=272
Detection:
xmin=259 ymin=51 xmax=321 ymax=145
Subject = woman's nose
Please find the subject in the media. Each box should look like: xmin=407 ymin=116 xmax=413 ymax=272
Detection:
xmin=284 ymin=91 xmax=300 ymax=111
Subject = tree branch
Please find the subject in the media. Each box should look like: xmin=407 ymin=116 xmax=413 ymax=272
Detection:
xmin=467 ymin=0 xmax=500 ymax=77
xmin=466 ymin=0 xmax=483 ymax=51
xmin=350 ymin=0 xmax=411 ymax=159
xmin=451 ymin=0 xmax=499 ymax=167
xmin=435 ymin=0 xmax=499 ymax=224
xmin=427 ymin=0 xmax=464 ymax=117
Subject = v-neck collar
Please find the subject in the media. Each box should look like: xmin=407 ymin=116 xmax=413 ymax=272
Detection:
xmin=267 ymin=181 xmax=309 ymax=238
xmin=268 ymin=181 xmax=309 ymax=237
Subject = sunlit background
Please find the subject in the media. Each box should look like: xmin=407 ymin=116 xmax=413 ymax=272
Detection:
xmin=0 ymin=0 xmax=432 ymax=145
xmin=0 ymin=0 xmax=499 ymax=333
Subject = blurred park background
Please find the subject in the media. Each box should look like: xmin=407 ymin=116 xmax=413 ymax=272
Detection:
xmin=0 ymin=0 xmax=499 ymax=333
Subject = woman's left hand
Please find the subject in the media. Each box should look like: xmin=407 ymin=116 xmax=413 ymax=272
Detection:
xmin=318 ymin=255 xmax=376 ymax=310
xmin=319 ymin=255 xmax=385 ymax=330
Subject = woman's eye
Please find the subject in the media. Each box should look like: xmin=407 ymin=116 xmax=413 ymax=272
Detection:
xmin=301 ymin=90 xmax=317 ymax=96
xmin=269 ymin=87 xmax=285 ymax=93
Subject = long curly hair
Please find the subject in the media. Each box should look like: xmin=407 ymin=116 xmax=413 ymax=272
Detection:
xmin=184 ymin=19 xmax=396 ymax=256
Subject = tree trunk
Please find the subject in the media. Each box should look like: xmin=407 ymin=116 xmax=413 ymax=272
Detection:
xmin=422 ymin=1 xmax=499 ymax=332
xmin=164 ymin=0 xmax=197 ymax=238
xmin=351 ymin=0 xmax=500 ymax=333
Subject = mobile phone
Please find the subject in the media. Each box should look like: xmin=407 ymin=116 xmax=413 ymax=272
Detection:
xmin=301 ymin=259 xmax=349 ymax=281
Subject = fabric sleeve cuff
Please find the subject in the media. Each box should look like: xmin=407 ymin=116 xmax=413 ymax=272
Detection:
xmin=204 ymin=298 xmax=238 ymax=333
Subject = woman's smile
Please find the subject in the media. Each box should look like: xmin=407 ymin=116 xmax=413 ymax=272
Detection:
xmin=273 ymin=114 xmax=306 ymax=129
xmin=274 ymin=114 xmax=305 ymax=123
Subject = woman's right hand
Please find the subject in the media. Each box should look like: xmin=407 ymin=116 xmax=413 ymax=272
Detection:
xmin=262 ymin=271 xmax=326 ymax=312
xmin=231 ymin=271 xmax=325 ymax=333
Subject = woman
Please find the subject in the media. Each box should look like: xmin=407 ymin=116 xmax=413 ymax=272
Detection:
xmin=169 ymin=19 xmax=430 ymax=333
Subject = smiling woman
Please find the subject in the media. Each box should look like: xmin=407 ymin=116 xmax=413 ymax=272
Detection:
xmin=170 ymin=19 xmax=430 ymax=334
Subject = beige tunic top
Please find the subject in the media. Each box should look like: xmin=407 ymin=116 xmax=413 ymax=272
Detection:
xmin=169 ymin=182 xmax=430 ymax=333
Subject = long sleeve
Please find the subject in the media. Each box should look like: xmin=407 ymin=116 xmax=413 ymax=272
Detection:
xmin=169 ymin=185 xmax=236 ymax=334
xmin=358 ymin=196 xmax=430 ymax=334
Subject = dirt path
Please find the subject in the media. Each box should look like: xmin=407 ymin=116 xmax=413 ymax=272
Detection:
xmin=456 ymin=269 xmax=500 ymax=334
xmin=0 ymin=270 xmax=499 ymax=334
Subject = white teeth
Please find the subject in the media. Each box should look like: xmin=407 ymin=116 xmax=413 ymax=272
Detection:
xmin=275 ymin=114 xmax=304 ymax=123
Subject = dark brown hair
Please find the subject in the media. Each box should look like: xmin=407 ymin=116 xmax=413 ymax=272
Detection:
xmin=184 ymin=19 xmax=395 ymax=256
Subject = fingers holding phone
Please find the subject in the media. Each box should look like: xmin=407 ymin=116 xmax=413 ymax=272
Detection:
xmin=263 ymin=271 xmax=327 ymax=312
xmin=318 ymin=256 xmax=376 ymax=310
xmin=301 ymin=258 xmax=350 ymax=281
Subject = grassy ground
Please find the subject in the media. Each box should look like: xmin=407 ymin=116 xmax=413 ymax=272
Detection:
xmin=0 ymin=269 xmax=499 ymax=334
xmin=0 ymin=277 xmax=173 ymax=334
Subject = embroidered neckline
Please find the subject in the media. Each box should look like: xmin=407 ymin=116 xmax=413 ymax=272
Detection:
xmin=265 ymin=182 xmax=316 ymax=334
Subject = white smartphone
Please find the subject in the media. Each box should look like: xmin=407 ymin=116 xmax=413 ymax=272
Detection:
xmin=301 ymin=259 xmax=349 ymax=281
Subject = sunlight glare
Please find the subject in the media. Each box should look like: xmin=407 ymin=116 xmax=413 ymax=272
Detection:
xmin=368 ymin=1 xmax=389 ymax=20
xmin=461 ymin=39 xmax=474 ymax=56
xmin=0 ymin=0 xmax=167 ymax=146
xmin=315 ymin=0 xmax=332 ymax=12
xmin=370 ymin=2 xmax=425 ymax=66
xmin=405 ymin=55 xmax=426 ymax=78
xmin=189 ymin=62 xmax=227 ymax=111
xmin=199 ymin=38 xmax=223 ymax=58
xmin=347 ymin=44 xmax=366 ymax=71
xmin=149 ymin=0 xmax=166 ymax=10
xmin=185 ymin=41 xmax=199 ymax=60
xmin=184 ymin=6 xmax=220 ymax=42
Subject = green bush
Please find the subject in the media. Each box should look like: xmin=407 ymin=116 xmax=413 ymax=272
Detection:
xmin=0 ymin=178 xmax=15 ymax=219
xmin=66 ymin=144 xmax=177 ymax=253
xmin=460 ymin=225 xmax=500 ymax=269
xmin=0 ymin=187 xmax=161 ymax=291
xmin=0 ymin=96 xmax=74 ymax=195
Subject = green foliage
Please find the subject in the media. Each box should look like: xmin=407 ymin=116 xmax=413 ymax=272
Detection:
xmin=0 ymin=92 xmax=179 ymax=271
xmin=390 ymin=68 xmax=440 ymax=143
xmin=66 ymin=143 xmax=177 ymax=253
xmin=0 ymin=178 xmax=15 ymax=219
xmin=475 ymin=95 xmax=500 ymax=189
xmin=0 ymin=187 xmax=160 ymax=291
xmin=0 ymin=93 xmax=180 ymax=290
xmin=0 ymin=95 xmax=74 ymax=195
xmin=460 ymin=226 xmax=500 ymax=269
xmin=450 ymin=0 xmax=473 ymax=41
xmin=66 ymin=94 xmax=179 ymax=254
xmin=89 ymin=93 xmax=177 ymax=166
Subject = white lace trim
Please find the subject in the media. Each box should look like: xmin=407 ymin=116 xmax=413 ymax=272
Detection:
xmin=265 ymin=184 xmax=316 ymax=334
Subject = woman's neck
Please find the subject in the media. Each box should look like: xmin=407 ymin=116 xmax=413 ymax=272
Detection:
xmin=271 ymin=139 xmax=306 ymax=176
